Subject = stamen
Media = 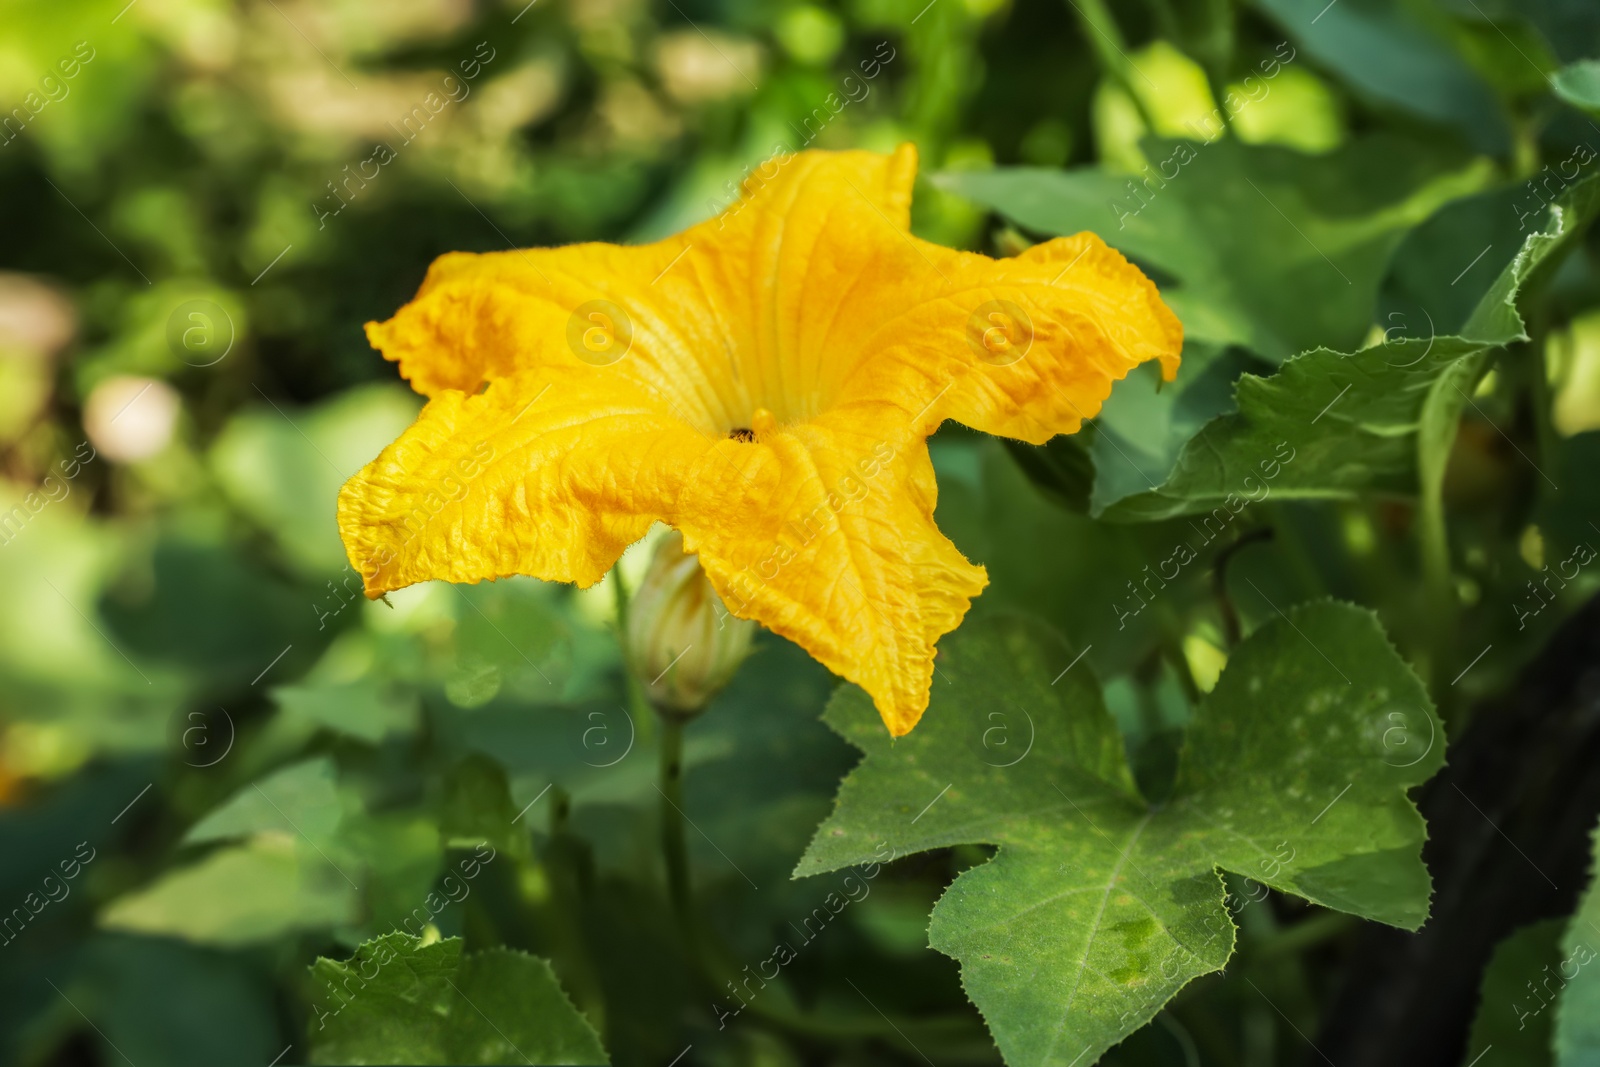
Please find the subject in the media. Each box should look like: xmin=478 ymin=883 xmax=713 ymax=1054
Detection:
xmin=730 ymin=408 xmax=778 ymax=442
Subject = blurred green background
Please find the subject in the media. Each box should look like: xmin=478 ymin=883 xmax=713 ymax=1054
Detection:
xmin=2 ymin=0 xmax=1600 ymax=1064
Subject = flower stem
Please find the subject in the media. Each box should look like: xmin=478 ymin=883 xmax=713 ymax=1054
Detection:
xmin=657 ymin=713 xmax=693 ymax=932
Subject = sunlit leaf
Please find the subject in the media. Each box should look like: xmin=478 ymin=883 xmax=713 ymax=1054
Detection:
xmin=1554 ymin=59 xmax=1600 ymax=113
xmin=182 ymin=756 xmax=344 ymax=848
xmin=274 ymin=680 xmax=421 ymax=744
xmin=101 ymin=836 xmax=360 ymax=946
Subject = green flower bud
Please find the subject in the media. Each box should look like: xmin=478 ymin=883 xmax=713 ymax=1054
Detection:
xmin=626 ymin=531 xmax=755 ymax=716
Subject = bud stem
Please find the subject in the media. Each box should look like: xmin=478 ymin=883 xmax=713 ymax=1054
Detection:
xmin=657 ymin=715 xmax=693 ymax=933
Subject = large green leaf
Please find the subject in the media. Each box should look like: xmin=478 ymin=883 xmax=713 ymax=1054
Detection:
xmin=799 ymin=606 xmax=1443 ymax=1067
xmin=73 ymin=934 xmax=284 ymax=1067
xmin=1083 ymin=342 xmax=1269 ymax=516
xmin=308 ymin=934 xmax=607 ymax=1066
xmin=1485 ymin=0 xmax=1600 ymax=64
xmin=937 ymin=134 xmax=1486 ymax=360
xmin=209 ymin=383 xmax=420 ymax=576
xmin=108 ymin=756 xmax=445 ymax=945
xmin=1087 ymin=174 xmax=1600 ymax=521
xmin=1253 ymin=0 xmax=1509 ymax=152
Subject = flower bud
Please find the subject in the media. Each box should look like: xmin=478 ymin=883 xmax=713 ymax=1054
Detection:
xmin=626 ymin=530 xmax=755 ymax=716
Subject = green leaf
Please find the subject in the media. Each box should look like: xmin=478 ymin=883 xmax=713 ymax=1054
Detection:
xmin=1381 ymin=185 xmax=1533 ymax=336
xmin=1085 ymin=342 xmax=1268 ymax=515
xmin=75 ymin=933 xmax=283 ymax=1067
xmin=183 ymin=756 xmax=344 ymax=848
xmin=1556 ymin=820 xmax=1600 ymax=1065
xmin=1509 ymin=1 xmax=1600 ymax=64
xmin=1554 ymin=59 xmax=1600 ymax=113
xmin=101 ymin=836 xmax=360 ymax=946
xmin=209 ymin=383 xmax=420 ymax=576
xmin=799 ymin=606 xmax=1443 ymax=1067
xmin=1253 ymin=0 xmax=1509 ymax=152
xmin=445 ymin=578 xmax=571 ymax=703
xmin=437 ymin=753 xmax=531 ymax=857
xmin=1538 ymin=431 xmax=1600 ymax=551
xmin=1091 ymin=174 xmax=1600 ymax=521
xmin=929 ymin=439 xmax=1205 ymax=679
xmin=101 ymin=536 xmax=324 ymax=689
xmin=1463 ymin=919 xmax=1563 ymax=1067
xmin=937 ymin=134 xmax=1487 ymax=359
xmin=308 ymin=933 xmax=608 ymax=1066
xmin=333 ymin=812 xmax=446 ymax=936
xmin=274 ymin=680 xmax=421 ymax=744
xmin=1002 ymin=431 xmax=1095 ymax=514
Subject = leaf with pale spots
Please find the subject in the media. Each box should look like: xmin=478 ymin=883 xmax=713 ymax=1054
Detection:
xmin=798 ymin=604 xmax=1444 ymax=1067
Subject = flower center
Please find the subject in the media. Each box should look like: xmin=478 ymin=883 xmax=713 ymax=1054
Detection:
xmin=728 ymin=407 xmax=777 ymax=442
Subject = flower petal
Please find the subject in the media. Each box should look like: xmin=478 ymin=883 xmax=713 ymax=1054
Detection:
xmin=363 ymin=239 xmax=756 ymax=435
xmin=337 ymin=367 xmax=712 ymax=594
xmin=829 ymin=233 xmax=1184 ymax=443
xmin=675 ymin=413 xmax=985 ymax=737
xmin=361 ymin=146 xmax=921 ymax=427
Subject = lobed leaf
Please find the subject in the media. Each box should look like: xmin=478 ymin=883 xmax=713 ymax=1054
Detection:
xmin=799 ymin=607 xmax=1444 ymax=1066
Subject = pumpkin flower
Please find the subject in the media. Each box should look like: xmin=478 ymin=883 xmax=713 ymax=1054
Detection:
xmin=338 ymin=145 xmax=1181 ymax=736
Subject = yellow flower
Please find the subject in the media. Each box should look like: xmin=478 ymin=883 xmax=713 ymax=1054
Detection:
xmin=338 ymin=145 xmax=1181 ymax=736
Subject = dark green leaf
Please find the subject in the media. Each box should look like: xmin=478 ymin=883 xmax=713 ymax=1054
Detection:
xmin=1002 ymin=430 xmax=1095 ymax=513
xmin=76 ymin=933 xmax=283 ymax=1067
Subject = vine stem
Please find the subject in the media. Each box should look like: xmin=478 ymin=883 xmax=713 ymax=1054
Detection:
xmin=1212 ymin=526 xmax=1275 ymax=649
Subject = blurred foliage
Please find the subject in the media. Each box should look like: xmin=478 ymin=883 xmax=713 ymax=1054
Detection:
xmin=0 ymin=0 xmax=1598 ymax=1064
